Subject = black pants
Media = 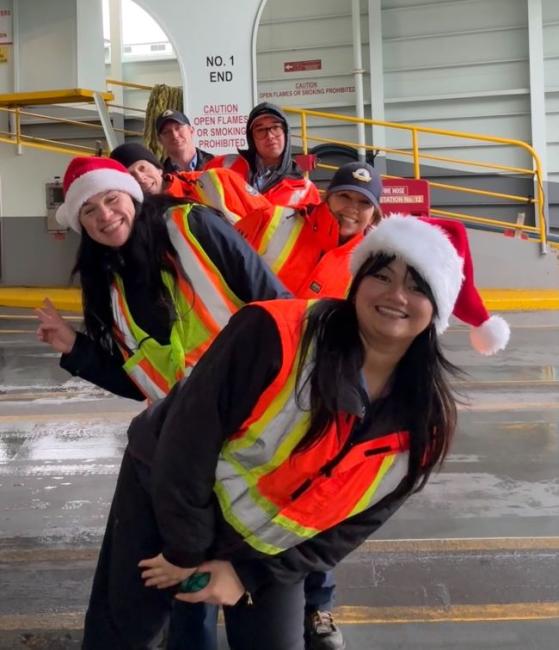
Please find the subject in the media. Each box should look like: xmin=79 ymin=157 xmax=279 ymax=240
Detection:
xmin=82 ymin=450 xmax=306 ymax=650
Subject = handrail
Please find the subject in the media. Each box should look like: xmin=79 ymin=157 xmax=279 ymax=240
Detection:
xmin=106 ymin=78 xmax=154 ymax=91
xmin=0 ymin=100 xmax=145 ymax=157
xmin=284 ymin=107 xmax=548 ymax=250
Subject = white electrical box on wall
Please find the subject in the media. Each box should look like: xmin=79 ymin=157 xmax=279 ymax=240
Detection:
xmin=45 ymin=178 xmax=66 ymax=232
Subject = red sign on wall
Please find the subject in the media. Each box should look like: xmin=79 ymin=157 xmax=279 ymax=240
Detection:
xmin=284 ymin=59 xmax=322 ymax=72
xmin=380 ymin=179 xmax=430 ymax=217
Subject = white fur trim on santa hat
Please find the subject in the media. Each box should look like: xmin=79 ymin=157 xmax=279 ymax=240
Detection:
xmin=351 ymin=214 xmax=464 ymax=334
xmin=469 ymin=315 xmax=510 ymax=356
xmin=56 ymin=168 xmax=143 ymax=233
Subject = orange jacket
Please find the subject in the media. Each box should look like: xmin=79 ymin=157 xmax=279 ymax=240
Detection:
xmin=236 ymin=202 xmax=362 ymax=298
xmin=235 ymin=202 xmax=337 ymax=295
xmin=204 ymin=153 xmax=320 ymax=209
xmin=164 ymin=168 xmax=274 ymax=225
xmin=296 ymin=230 xmax=365 ymax=299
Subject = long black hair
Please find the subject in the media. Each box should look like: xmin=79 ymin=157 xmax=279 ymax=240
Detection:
xmin=295 ymin=252 xmax=461 ymax=496
xmin=72 ymin=194 xmax=189 ymax=353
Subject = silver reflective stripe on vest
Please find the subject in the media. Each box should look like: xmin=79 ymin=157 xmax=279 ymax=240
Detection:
xmin=215 ymin=366 xmax=313 ymax=550
xmin=127 ymin=367 xmax=166 ymax=401
xmin=259 ymin=207 xmax=300 ymax=271
xmin=196 ymin=173 xmax=240 ymax=225
xmin=165 ymin=211 xmax=233 ymax=330
xmin=287 ymin=187 xmax=307 ymax=206
xmin=111 ymin=284 xmax=138 ymax=353
xmin=111 ymin=284 xmax=166 ymax=401
xmin=221 ymin=154 xmax=239 ymax=169
xmin=357 ymin=450 xmax=409 ymax=512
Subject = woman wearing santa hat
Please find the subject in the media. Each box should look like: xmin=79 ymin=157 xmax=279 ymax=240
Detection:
xmin=81 ymin=215 xmax=510 ymax=650
xmin=36 ymin=155 xmax=289 ymax=403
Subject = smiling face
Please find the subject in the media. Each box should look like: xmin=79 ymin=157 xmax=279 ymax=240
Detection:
xmin=128 ymin=159 xmax=164 ymax=195
xmin=78 ymin=190 xmax=136 ymax=248
xmin=354 ymin=257 xmax=434 ymax=347
xmin=158 ymin=120 xmax=196 ymax=160
xmin=327 ymin=190 xmax=377 ymax=242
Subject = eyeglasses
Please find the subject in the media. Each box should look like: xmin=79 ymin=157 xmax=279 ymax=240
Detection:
xmin=252 ymin=124 xmax=284 ymax=140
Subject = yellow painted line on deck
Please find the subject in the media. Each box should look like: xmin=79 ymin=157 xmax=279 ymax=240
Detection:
xmin=0 ymin=612 xmax=84 ymax=631
xmin=480 ymin=289 xmax=559 ymax=311
xmin=1 ymin=603 xmax=558 ymax=631
xmin=0 ymin=548 xmax=99 ymax=563
xmin=3 ymin=537 xmax=557 ymax=565
xmin=0 ymin=329 xmax=35 ymax=333
xmin=0 ymin=288 xmax=82 ymax=312
xmin=458 ymin=401 xmax=559 ymax=412
xmin=0 ymin=410 xmax=139 ymax=424
xmin=1 ymin=288 xmax=558 ymax=312
xmin=0 ymin=313 xmax=82 ymax=322
xmin=360 ymin=536 xmax=559 ymax=554
xmin=334 ymin=602 xmax=559 ymax=624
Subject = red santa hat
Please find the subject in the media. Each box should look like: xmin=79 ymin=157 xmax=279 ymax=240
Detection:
xmin=56 ymin=156 xmax=143 ymax=233
xmin=350 ymin=215 xmax=510 ymax=355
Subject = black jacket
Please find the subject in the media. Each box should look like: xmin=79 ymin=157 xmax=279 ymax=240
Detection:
xmin=163 ymin=147 xmax=214 ymax=173
xmin=126 ymin=304 xmax=408 ymax=593
xmin=60 ymin=205 xmax=291 ymax=399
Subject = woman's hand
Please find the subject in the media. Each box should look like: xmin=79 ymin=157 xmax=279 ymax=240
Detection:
xmin=36 ymin=298 xmax=77 ymax=354
xmin=175 ymin=560 xmax=245 ymax=606
xmin=138 ymin=553 xmax=197 ymax=590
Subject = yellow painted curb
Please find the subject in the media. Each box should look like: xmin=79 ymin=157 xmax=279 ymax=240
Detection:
xmin=0 ymin=287 xmax=82 ymax=312
xmin=0 ymin=287 xmax=558 ymax=313
xmin=480 ymin=289 xmax=559 ymax=311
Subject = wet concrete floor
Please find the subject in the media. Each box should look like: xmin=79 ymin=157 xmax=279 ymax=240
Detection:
xmin=0 ymin=307 xmax=558 ymax=648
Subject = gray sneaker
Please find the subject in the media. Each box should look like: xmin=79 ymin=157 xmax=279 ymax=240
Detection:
xmin=304 ymin=610 xmax=346 ymax=650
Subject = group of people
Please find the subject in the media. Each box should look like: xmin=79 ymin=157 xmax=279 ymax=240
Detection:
xmin=37 ymin=101 xmax=511 ymax=650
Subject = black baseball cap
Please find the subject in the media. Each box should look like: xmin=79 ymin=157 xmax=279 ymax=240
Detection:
xmin=156 ymin=109 xmax=191 ymax=134
xmin=327 ymin=162 xmax=382 ymax=208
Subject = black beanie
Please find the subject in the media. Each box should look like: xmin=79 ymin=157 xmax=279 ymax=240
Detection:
xmin=110 ymin=143 xmax=162 ymax=170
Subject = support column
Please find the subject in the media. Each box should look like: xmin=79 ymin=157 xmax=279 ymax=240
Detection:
xmin=368 ymin=0 xmax=386 ymax=173
xmin=109 ymin=0 xmax=125 ymax=145
xmin=527 ymin=0 xmax=549 ymax=249
xmin=352 ymin=0 xmax=366 ymax=160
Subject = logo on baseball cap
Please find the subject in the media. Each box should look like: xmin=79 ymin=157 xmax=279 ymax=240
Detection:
xmin=156 ymin=109 xmax=191 ymax=134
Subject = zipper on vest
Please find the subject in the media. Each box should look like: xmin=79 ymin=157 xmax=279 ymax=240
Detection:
xmin=290 ymin=478 xmax=312 ymax=500
xmin=364 ymin=446 xmax=393 ymax=457
xmin=289 ymin=440 xmax=355 ymax=501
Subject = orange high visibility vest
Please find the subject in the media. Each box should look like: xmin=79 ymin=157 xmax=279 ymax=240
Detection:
xmin=204 ymin=153 xmax=320 ymax=209
xmin=214 ymin=299 xmax=410 ymax=555
xmin=164 ymin=171 xmax=200 ymax=201
xmin=235 ymin=202 xmax=339 ymax=295
xmin=111 ymin=203 xmax=242 ymax=401
xmin=296 ymin=232 xmax=365 ymax=299
xmin=164 ymin=168 xmax=274 ymax=225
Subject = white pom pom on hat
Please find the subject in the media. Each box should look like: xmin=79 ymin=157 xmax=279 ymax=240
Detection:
xmin=55 ymin=156 xmax=143 ymax=233
xmin=350 ymin=214 xmax=510 ymax=355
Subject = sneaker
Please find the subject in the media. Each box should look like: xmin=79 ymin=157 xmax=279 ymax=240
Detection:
xmin=304 ymin=610 xmax=346 ymax=650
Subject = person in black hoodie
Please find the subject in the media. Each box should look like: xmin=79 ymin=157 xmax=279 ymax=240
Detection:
xmin=204 ymin=102 xmax=320 ymax=210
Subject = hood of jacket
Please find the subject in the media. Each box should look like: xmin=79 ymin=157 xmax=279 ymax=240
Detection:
xmin=239 ymin=102 xmax=303 ymax=191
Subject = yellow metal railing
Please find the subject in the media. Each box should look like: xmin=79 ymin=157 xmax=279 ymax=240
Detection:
xmin=284 ymin=107 xmax=548 ymax=250
xmin=105 ymin=78 xmax=151 ymax=115
xmin=0 ymin=84 xmax=146 ymax=158
xmin=0 ymin=82 xmax=549 ymax=249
